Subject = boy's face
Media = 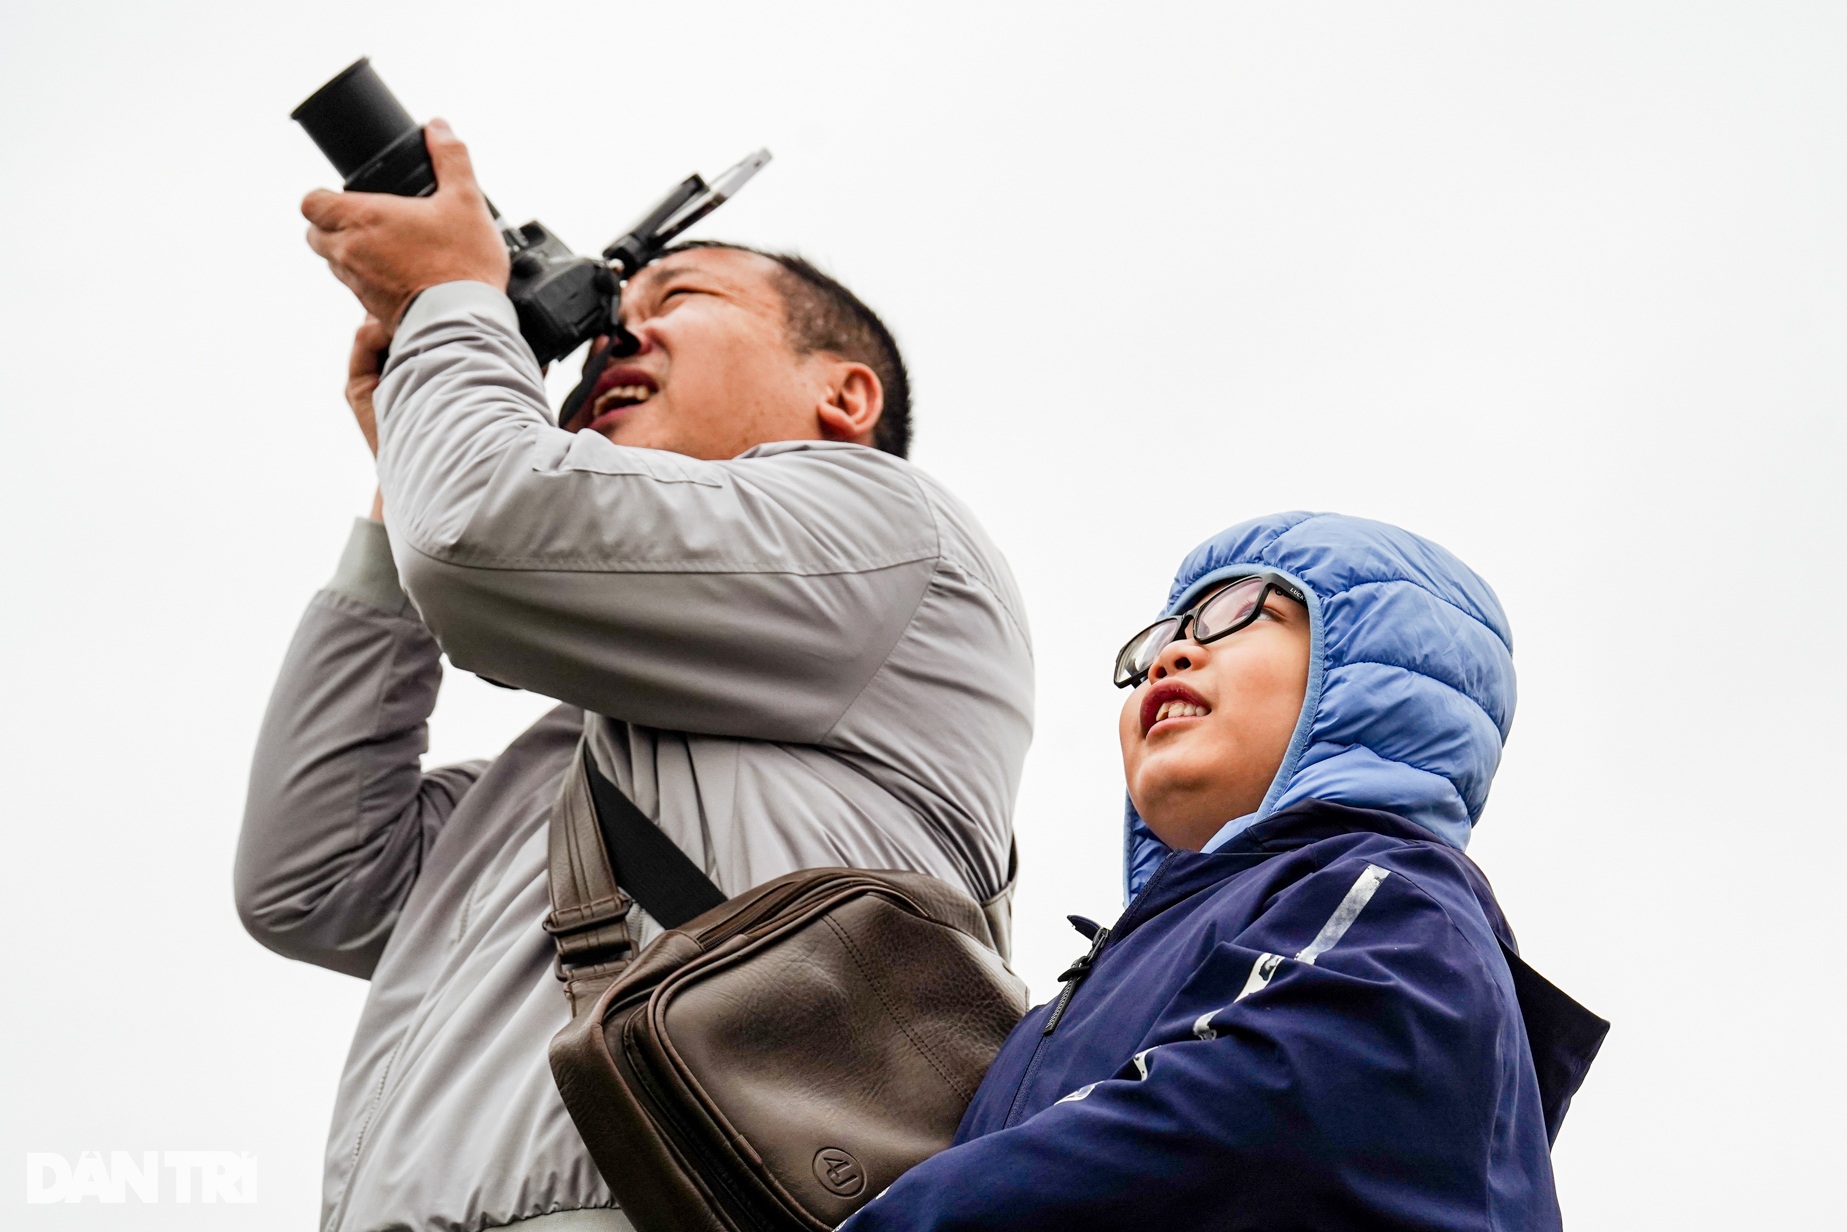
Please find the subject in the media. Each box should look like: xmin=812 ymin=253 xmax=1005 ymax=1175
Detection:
xmin=1117 ymin=582 xmax=1312 ymax=851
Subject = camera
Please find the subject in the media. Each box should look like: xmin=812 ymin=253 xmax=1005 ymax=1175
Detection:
xmin=291 ymin=58 xmax=768 ymax=419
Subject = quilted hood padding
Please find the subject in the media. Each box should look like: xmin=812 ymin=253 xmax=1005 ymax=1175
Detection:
xmin=1125 ymin=512 xmax=1515 ymax=899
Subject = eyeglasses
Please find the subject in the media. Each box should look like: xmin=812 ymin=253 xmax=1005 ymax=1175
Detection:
xmin=1113 ymin=572 xmax=1307 ymax=689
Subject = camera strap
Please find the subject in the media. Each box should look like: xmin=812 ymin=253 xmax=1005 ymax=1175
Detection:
xmin=558 ymin=344 xmax=613 ymax=431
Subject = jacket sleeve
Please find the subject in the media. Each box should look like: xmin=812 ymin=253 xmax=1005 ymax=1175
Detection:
xmin=372 ymin=282 xmax=941 ymax=743
xmin=234 ymin=518 xmax=486 ymax=979
xmin=841 ymin=854 xmax=1525 ymax=1232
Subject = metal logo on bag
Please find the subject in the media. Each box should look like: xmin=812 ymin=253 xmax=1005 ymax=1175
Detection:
xmin=813 ymin=1147 xmax=865 ymax=1197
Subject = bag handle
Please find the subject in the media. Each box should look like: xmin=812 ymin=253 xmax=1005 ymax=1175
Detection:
xmin=545 ymin=737 xmax=728 ymax=1015
xmin=979 ymin=839 xmax=1019 ymax=963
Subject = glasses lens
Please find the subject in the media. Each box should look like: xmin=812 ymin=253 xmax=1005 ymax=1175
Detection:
xmin=1115 ymin=617 xmax=1180 ymax=686
xmin=1192 ymin=576 xmax=1269 ymax=641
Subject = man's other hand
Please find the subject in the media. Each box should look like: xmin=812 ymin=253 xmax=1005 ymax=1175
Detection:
xmin=347 ymin=315 xmax=390 ymax=521
xmin=302 ymin=120 xmax=510 ymax=328
xmin=346 ymin=315 xmax=391 ymax=457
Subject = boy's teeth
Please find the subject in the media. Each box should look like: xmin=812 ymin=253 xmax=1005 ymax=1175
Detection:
xmin=1155 ymin=700 xmax=1209 ymax=723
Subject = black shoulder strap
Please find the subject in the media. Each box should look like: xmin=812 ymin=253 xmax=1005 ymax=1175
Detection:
xmin=583 ymin=751 xmax=728 ymax=929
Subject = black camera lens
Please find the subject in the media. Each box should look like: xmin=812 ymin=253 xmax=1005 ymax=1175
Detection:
xmin=291 ymin=58 xmax=436 ymax=197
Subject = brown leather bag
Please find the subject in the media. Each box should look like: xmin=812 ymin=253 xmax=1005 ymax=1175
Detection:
xmin=545 ymin=740 xmax=1028 ymax=1232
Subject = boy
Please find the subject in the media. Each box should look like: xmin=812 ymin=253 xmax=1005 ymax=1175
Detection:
xmin=844 ymin=512 xmax=1606 ymax=1232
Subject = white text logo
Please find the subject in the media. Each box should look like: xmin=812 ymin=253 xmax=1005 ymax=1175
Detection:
xmin=24 ymin=1152 xmax=258 ymax=1204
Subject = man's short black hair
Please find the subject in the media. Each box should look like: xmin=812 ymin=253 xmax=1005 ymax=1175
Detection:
xmin=661 ymin=241 xmax=912 ymax=458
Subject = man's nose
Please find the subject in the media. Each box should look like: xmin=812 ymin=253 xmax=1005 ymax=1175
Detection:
xmin=1147 ymin=631 xmax=1208 ymax=682
xmin=619 ymin=318 xmax=660 ymax=353
xmin=591 ymin=327 xmax=656 ymax=362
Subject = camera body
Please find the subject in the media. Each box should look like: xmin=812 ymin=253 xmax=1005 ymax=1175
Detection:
xmin=292 ymin=58 xmax=767 ymax=375
xmin=503 ymin=223 xmax=616 ymax=367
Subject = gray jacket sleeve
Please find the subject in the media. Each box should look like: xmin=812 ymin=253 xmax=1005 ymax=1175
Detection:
xmin=373 ymin=281 xmax=942 ymax=743
xmin=235 ymin=518 xmax=486 ymax=978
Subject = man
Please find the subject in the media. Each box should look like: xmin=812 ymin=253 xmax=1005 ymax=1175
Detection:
xmin=237 ymin=121 xmax=1033 ymax=1232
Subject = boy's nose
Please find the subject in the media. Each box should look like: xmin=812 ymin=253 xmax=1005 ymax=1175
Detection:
xmin=1148 ymin=635 xmax=1206 ymax=681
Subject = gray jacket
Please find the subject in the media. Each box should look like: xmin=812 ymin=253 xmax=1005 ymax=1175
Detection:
xmin=235 ymin=282 xmax=1034 ymax=1232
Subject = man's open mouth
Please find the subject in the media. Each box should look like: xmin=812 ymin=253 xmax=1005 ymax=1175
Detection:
xmin=587 ymin=365 xmax=660 ymax=423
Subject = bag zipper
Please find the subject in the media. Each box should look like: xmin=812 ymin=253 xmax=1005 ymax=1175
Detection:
xmin=622 ymin=1012 xmax=785 ymax=1232
xmin=694 ymin=872 xmax=872 ymax=949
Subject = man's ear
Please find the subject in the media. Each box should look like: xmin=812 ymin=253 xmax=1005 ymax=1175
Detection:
xmin=815 ymin=361 xmax=884 ymax=446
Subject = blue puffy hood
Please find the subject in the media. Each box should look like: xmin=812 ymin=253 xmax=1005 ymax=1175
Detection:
xmin=1125 ymin=512 xmax=1515 ymax=899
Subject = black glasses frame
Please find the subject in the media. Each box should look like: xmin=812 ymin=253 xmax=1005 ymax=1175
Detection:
xmin=1112 ymin=571 xmax=1308 ymax=689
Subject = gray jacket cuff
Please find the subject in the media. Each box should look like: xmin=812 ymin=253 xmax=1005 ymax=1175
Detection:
xmin=391 ymin=280 xmax=520 ymax=350
xmin=328 ymin=517 xmax=416 ymax=618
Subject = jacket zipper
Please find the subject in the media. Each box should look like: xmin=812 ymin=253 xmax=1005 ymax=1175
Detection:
xmin=1041 ymin=922 xmax=1112 ymax=1036
xmin=1000 ymin=855 xmax=1180 ymax=1129
xmin=999 ymin=918 xmax=1115 ymax=1127
xmin=322 ymin=1000 xmax=425 ymax=1232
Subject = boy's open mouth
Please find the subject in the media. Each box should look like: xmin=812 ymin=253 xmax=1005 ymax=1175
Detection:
xmin=1141 ymin=682 xmax=1211 ymax=735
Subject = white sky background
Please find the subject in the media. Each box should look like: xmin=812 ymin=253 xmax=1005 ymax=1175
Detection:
xmin=3 ymin=1 xmax=1842 ymax=1227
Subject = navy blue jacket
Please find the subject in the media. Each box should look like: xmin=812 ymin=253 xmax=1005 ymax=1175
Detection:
xmin=842 ymin=802 xmax=1605 ymax=1232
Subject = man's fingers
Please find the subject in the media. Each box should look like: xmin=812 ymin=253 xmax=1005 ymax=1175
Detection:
xmin=425 ymin=120 xmax=480 ymax=198
xmin=299 ymin=117 xmax=505 ymax=324
xmin=356 ymin=314 xmax=392 ymax=352
xmin=307 ymin=230 xmax=373 ymax=307
xmin=301 ymin=188 xmax=347 ymax=229
xmin=349 ymin=315 xmax=392 ymax=379
xmin=305 ymin=222 xmax=339 ymax=262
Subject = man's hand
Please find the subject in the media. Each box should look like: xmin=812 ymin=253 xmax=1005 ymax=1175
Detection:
xmin=301 ymin=120 xmax=510 ymax=328
xmin=346 ymin=315 xmax=391 ymax=457
xmin=344 ymin=315 xmax=391 ymax=521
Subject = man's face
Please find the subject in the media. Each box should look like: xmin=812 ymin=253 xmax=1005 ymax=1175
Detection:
xmin=566 ymin=248 xmax=843 ymax=460
xmin=1117 ymin=583 xmax=1312 ymax=852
